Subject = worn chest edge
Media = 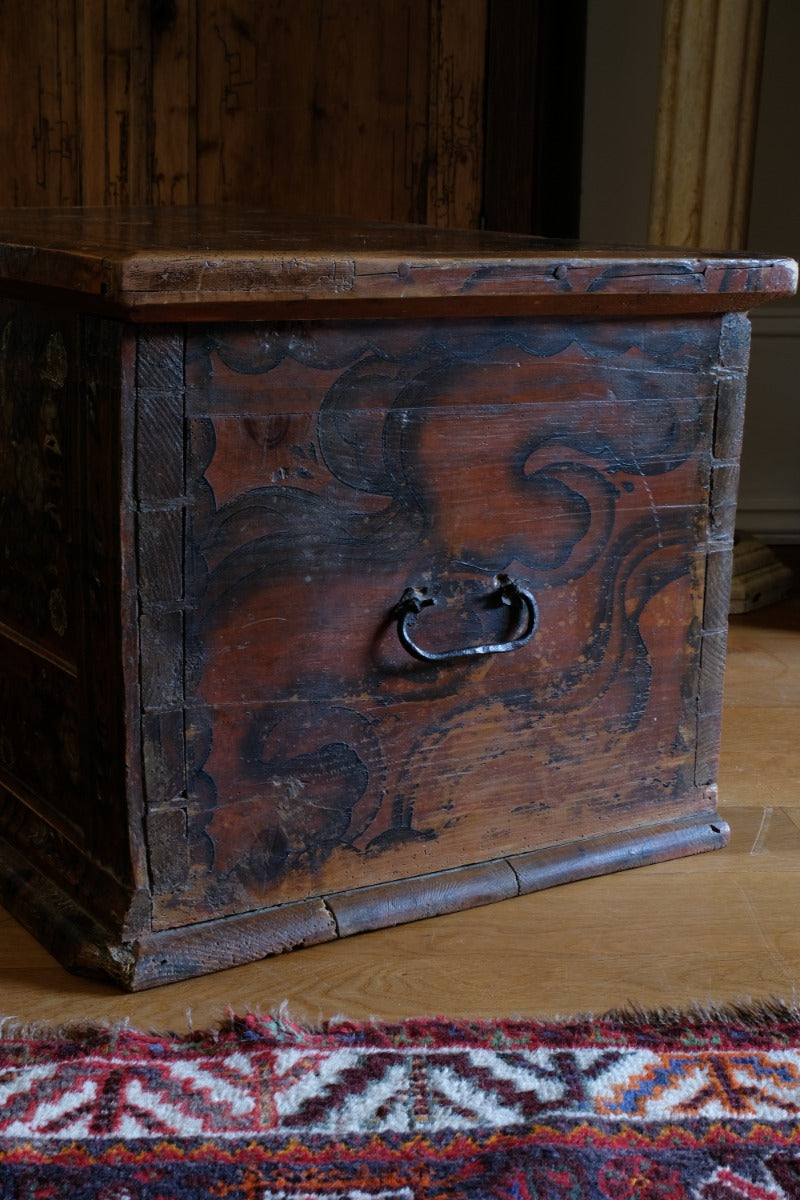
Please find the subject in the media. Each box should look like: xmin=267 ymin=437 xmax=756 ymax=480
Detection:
xmin=0 ymin=811 xmax=726 ymax=990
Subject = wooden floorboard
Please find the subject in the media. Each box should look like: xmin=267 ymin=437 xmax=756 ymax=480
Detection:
xmin=1 ymin=560 xmax=798 ymax=1031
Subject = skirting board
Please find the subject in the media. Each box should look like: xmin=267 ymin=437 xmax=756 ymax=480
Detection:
xmin=735 ymin=508 xmax=800 ymax=545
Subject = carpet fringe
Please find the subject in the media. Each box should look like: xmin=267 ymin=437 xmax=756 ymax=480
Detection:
xmin=579 ymin=996 xmax=800 ymax=1031
xmin=4 ymin=996 xmax=800 ymax=1043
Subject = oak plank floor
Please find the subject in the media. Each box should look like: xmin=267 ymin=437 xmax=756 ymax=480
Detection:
xmin=1 ymin=559 xmax=798 ymax=1032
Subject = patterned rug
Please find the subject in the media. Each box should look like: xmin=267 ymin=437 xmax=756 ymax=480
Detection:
xmin=3 ymin=1005 xmax=800 ymax=1198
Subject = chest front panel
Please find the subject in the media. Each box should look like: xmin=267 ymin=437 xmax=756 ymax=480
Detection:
xmin=138 ymin=316 xmax=726 ymax=929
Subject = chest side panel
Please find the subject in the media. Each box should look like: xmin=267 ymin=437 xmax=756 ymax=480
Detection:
xmin=142 ymin=316 xmax=732 ymax=929
xmin=0 ymin=302 xmax=143 ymax=930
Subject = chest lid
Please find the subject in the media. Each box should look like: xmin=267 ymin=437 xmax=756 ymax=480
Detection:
xmin=0 ymin=207 xmax=795 ymax=321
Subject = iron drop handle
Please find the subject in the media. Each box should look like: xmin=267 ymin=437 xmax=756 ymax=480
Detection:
xmin=393 ymin=575 xmax=538 ymax=664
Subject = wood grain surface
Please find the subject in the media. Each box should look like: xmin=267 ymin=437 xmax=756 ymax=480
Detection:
xmin=0 ymin=583 xmax=798 ymax=1025
xmin=0 ymin=1 xmax=490 ymax=226
xmin=0 ymin=1 xmax=588 ymax=238
xmin=0 ymin=299 xmax=752 ymax=988
xmin=0 ymin=209 xmax=794 ymax=319
xmin=0 ymin=213 xmax=795 ymax=989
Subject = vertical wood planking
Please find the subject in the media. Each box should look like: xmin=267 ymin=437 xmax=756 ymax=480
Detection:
xmin=152 ymin=0 xmax=198 ymax=205
xmin=0 ymin=0 xmax=80 ymax=205
xmin=195 ymin=0 xmax=263 ymax=206
xmin=306 ymin=1 xmax=432 ymax=221
xmin=195 ymin=1 xmax=436 ymax=222
xmin=426 ymin=0 xmax=488 ymax=228
xmin=297 ymin=1 xmax=431 ymax=222
xmin=0 ymin=0 xmax=491 ymax=226
xmin=47 ymin=0 xmax=81 ymax=206
xmin=0 ymin=0 xmax=195 ymax=208
xmin=77 ymin=0 xmax=153 ymax=205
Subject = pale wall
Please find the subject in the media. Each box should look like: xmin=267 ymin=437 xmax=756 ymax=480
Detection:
xmin=740 ymin=0 xmax=800 ymax=542
xmin=581 ymin=0 xmax=800 ymax=542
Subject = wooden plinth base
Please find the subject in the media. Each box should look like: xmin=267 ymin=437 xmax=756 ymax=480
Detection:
xmin=0 ymin=812 xmax=729 ymax=991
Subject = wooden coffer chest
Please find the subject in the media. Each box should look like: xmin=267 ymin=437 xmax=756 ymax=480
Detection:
xmin=0 ymin=209 xmax=795 ymax=989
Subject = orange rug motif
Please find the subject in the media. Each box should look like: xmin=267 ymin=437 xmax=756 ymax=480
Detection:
xmin=2 ymin=1006 xmax=800 ymax=1197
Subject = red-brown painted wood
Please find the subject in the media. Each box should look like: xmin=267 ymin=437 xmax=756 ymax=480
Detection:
xmin=0 ymin=208 xmax=794 ymax=319
xmin=0 ymin=210 xmax=794 ymax=988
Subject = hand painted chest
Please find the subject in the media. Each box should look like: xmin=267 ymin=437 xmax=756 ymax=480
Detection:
xmin=0 ymin=209 xmax=795 ymax=989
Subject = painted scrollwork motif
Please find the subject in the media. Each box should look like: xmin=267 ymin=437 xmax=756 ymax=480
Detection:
xmin=180 ymin=317 xmax=714 ymax=910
